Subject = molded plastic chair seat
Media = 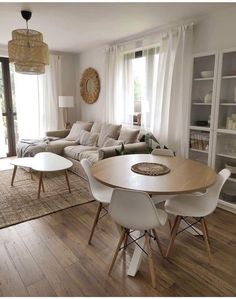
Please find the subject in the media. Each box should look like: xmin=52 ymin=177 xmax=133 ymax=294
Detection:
xmin=108 ymin=188 xmax=167 ymax=288
xmin=151 ymin=148 xmax=174 ymax=205
xmin=164 ymin=168 xmax=230 ymax=264
xmin=165 ymin=193 xmax=215 ymax=217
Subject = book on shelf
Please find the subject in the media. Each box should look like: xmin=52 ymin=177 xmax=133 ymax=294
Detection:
xmin=190 ymin=131 xmax=209 ymax=151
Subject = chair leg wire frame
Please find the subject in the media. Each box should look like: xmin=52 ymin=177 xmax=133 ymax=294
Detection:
xmin=108 ymin=228 xmax=164 ymax=288
xmin=166 ymin=216 xmax=212 ymax=264
xmin=176 ymin=216 xmax=204 ymax=237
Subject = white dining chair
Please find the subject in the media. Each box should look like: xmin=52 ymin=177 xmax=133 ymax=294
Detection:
xmin=151 ymin=148 xmax=174 ymax=157
xmin=151 ymin=148 xmax=174 ymax=232
xmin=164 ymin=169 xmax=230 ymax=263
xmin=108 ymin=188 xmax=167 ymax=288
xmin=81 ymin=159 xmax=113 ymax=244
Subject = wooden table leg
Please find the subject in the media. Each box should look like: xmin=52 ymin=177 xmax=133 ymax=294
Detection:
xmin=65 ymin=170 xmax=71 ymax=193
xmin=38 ymin=172 xmax=43 ymax=199
xmin=30 ymin=168 xmax=33 ymax=180
xmin=41 ymin=177 xmax=45 ymax=192
xmin=11 ymin=165 xmax=17 ymax=186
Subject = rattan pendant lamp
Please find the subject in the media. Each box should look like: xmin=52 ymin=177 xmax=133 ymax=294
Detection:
xmin=8 ymin=10 xmax=49 ymax=74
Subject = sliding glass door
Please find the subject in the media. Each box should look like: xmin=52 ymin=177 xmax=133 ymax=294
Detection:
xmin=0 ymin=57 xmax=18 ymax=157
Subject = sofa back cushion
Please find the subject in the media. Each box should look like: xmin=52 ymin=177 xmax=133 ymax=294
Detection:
xmin=90 ymin=122 xmax=103 ymax=134
xmin=118 ymin=128 xmax=140 ymax=144
xmin=79 ymin=130 xmax=99 ymax=146
xmin=97 ymin=123 xmax=122 ymax=147
xmin=103 ymin=137 xmax=124 ymax=147
xmin=65 ymin=121 xmax=93 ymax=141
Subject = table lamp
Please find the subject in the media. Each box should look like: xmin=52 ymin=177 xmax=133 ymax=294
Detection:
xmin=59 ymin=96 xmax=74 ymax=129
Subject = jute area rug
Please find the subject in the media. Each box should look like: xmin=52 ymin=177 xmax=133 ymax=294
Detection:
xmin=0 ymin=168 xmax=93 ymax=229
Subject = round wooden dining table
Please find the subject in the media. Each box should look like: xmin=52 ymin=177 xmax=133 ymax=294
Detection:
xmin=92 ymin=154 xmax=217 ymax=195
xmin=91 ymin=154 xmax=217 ymax=276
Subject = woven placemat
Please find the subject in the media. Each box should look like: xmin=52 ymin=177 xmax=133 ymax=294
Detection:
xmin=131 ymin=162 xmax=170 ymax=176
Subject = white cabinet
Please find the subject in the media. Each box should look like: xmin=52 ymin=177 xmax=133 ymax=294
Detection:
xmin=188 ymin=50 xmax=236 ymax=214
xmin=188 ymin=53 xmax=217 ymax=166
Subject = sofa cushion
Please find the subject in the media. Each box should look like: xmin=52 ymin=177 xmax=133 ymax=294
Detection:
xmin=118 ymin=128 xmax=140 ymax=144
xmin=46 ymin=139 xmax=77 ymax=155
xmin=64 ymin=145 xmax=97 ymax=160
xmin=79 ymin=130 xmax=99 ymax=146
xmin=103 ymin=137 xmax=124 ymax=147
xmin=97 ymin=123 xmax=122 ymax=147
xmin=65 ymin=121 xmax=93 ymax=141
xmin=90 ymin=122 xmax=102 ymax=134
xmin=79 ymin=150 xmax=99 ymax=164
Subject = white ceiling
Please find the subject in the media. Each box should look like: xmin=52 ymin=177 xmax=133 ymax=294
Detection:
xmin=0 ymin=2 xmax=232 ymax=53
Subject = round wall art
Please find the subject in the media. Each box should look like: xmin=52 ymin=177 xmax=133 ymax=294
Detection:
xmin=80 ymin=67 xmax=100 ymax=104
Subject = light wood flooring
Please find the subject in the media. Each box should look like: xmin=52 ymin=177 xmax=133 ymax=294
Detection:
xmin=0 ymin=201 xmax=235 ymax=296
xmin=0 ymin=158 xmax=235 ymax=296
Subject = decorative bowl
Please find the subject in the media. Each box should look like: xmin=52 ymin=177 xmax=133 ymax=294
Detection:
xmin=200 ymin=70 xmax=214 ymax=78
xmin=225 ymin=163 xmax=236 ymax=174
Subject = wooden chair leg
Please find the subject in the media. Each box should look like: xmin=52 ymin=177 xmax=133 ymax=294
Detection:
xmin=124 ymin=229 xmax=129 ymax=249
xmin=201 ymin=218 xmax=212 ymax=264
xmin=108 ymin=228 xmax=126 ymax=275
xmin=152 ymin=229 xmax=164 ymax=257
xmin=145 ymin=232 xmax=156 ymax=289
xmin=170 ymin=216 xmax=179 ymax=235
xmin=203 ymin=218 xmax=210 ymax=242
xmin=166 ymin=215 xmax=181 ymax=258
xmin=88 ymin=202 xmax=103 ymax=244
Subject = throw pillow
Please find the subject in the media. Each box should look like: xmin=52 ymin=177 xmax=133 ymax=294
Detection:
xmin=118 ymin=128 xmax=140 ymax=144
xmin=65 ymin=121 xmax=93 ymax=141
xmin=103 ymin=137 xmax=124 ymax=147
xmin=90 ymin=122 xmax=103 ymax=134
xmin=97 ymin=123 xmax=122 ymax=147
xmin=79 ymin=130 xmax=99 ymax=146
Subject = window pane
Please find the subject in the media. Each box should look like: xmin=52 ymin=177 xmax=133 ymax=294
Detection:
xmin=9 ymin=63 xmax=16 ymax=113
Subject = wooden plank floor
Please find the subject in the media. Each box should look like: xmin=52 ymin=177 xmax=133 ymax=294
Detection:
xmin=0 ymin=199 xmax=235 ymax=296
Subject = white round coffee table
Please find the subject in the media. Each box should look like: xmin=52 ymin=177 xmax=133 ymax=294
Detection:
xmin=32 ymin=152 xmax=73 ymax=199
xmin=11 ymin=153 xmax=73 ymax=199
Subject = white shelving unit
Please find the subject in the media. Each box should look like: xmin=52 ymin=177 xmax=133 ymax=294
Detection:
xmin=188 ymin=50 xmax=236 ymax=214
xmin=187 ymin=52 xmax=217 ymax=167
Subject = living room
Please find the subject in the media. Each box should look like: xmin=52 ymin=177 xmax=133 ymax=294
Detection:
xmin=0 ymin=1 xmax=236 ymax=297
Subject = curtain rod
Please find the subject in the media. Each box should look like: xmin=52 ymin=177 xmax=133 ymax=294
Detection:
xmin=111 ymin=17 xmax=197 ymax=48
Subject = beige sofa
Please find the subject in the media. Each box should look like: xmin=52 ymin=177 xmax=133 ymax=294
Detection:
xmin=42 ymin=121 xmax=148 ymax=179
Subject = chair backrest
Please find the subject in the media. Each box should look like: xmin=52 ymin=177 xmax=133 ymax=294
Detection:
xmin=201 ymin=168 xmax=230 ymax=214
xmin=151 ymin=148 xmax=174 ymax=157
xmin=80 ymin=159 xmax=106 ymax=201
xmin=109 ymin=188 xmax=164 ymax=230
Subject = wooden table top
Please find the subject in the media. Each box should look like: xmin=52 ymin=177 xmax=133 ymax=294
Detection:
xmin=92 ymin=154 xmax=217 ymax=195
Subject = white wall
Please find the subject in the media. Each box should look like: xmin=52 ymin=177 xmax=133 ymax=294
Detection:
xmin=75 ymin=46 xmax=107 ymax=122
xmin=60 ymin=53 xmax=77 ymax=123
xmin=75 ymin=6 xmax=236 ymax=123
xmin=194 ymin=5 xmax=236 ymax=53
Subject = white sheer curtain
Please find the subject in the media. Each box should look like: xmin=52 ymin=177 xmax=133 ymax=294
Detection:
xmin=142 ymin=47 xmax=159 ymax=130
xmin=15 ymin=55 xmax=63 ymax=139
xmin=0 ymin=105 xmax=6 ymax=157
xmin=150 ymin=25 xmax=193 ymax=156
xmin=105 ymin=46 xmax=134 ymax=125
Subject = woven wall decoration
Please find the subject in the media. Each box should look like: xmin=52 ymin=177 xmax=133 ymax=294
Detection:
xmin=80 ymin=67 xmax=100 ymax=104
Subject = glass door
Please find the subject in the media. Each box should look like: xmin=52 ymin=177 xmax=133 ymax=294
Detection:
xmin=0 ymin=57 xmax=17 ymax=157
